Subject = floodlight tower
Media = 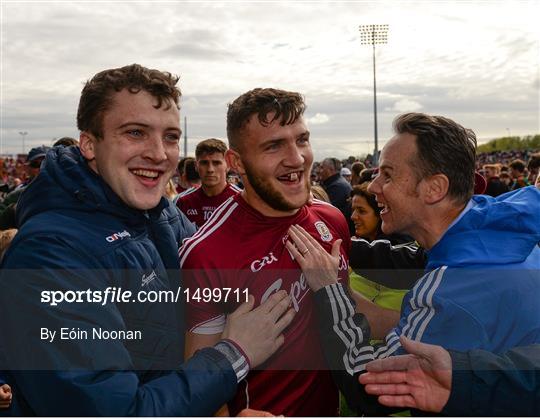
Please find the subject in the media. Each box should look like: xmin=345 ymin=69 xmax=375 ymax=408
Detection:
xmin=19 ymin=131 xmax=28 ymax=154
xmin=359 ymin=24 xmax=388 ymax=166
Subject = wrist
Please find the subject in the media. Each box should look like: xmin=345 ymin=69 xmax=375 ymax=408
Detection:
xmin=214 ymin=339 xmax=250 ymax=382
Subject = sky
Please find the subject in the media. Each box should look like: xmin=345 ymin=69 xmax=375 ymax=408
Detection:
xmin=1 ymin=0 xmax=539 ymax=160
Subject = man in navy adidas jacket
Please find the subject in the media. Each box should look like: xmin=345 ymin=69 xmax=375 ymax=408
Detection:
xmin=0 ymin=64 xmax=293 ymax=416
xmin=287 ymin=112 xmax=540 ymax=415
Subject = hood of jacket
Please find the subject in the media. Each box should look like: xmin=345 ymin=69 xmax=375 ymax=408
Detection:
xmin=16 ymin=146 xmax=167 ymax=228
xmin=427 ymin=187 xmax=540 ymax=269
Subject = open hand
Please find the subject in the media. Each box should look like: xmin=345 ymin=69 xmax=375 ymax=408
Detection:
xmin=359 ymin=336 xmax=452 ymax=412
xmin=285 ymin=224 xmax=342 ymax=292
xmin=222 ymin=290 xmax=295 ymax=368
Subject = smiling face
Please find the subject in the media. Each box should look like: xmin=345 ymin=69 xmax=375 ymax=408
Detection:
xmin=227 ymin=113 xmax=312 ymax=216
xmin=368 ymin=133 xmax=425 ymax=237
xmin=80 ymin=89 xmax=180 ymax=210
xmin=351 ymin=194 xmax=380 ymax=240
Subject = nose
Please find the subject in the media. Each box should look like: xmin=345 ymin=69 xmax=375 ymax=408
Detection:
xmin=367 ymin=177 xmax=380 ymax=195
xmin=284 ymin=143 xmax=305 ymax=167
xmin=142 ymin=134 xmax=167 ymax=162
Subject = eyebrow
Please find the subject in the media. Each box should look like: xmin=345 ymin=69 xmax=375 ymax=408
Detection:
xmin=259 ymin=130 xmax=310 ymax=148
xmin=117 ymin=122 xmax=181 ymax=132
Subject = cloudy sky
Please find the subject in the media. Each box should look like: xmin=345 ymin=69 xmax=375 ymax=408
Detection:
xmin=1 ymin=0 xmax=539 ymax=160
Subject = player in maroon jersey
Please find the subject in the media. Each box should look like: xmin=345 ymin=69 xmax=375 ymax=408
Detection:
xmin=177 ymin=138 xmax=241 ymax=228
xmin=179 ymin=88 xmax=350 ymax=416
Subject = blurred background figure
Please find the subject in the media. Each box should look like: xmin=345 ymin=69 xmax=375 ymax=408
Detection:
xmin=483 ymin=164 xmax=509 ymax=197
xmin=53 ymin=137 xmax=78 ymax=147
xmin=509 ymin=159 xmax=530 ymax=190
xmin=340 ymin=167 xmax=352 ymax=184
xmin=311 ymin=185 xmax=330 ymax=203
xmin=0 ymin=146 xmax=50 ymax=229
xmin=350 ymin=161 xmax=366 ymax=186
xmin=527 ymin=152 xmax=540 ymax=186
xmin=318 ymin=157 xmax=353 ymax=233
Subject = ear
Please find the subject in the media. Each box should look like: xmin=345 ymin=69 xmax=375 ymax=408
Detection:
xmin=423 ymin=173 xmax=449 ymax=204
xmin=79 ymin=131 xmax=97 ymax=161
xmin=225 ymin=149 xmax=245 ymax=176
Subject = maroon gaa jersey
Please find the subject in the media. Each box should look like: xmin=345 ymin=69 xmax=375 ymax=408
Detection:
xmin=180 ymin=194 xmax=351 ymax=416
xmin=176 ymin=184 xmax=241 ymax=228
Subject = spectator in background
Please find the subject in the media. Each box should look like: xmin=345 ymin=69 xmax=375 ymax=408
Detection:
xmin=509 ymin=159 xmax=530 ymax=190
xmin=341 ymin=167 xmax=352 ymax=184
xmin=359 ymin=168 xmax=377 ymax=184
xmin=500 ymin=171 xmax=512 ymax=188
xmin=483 ymin=164 xmax=509 ymax=197
xmin=53 ymin=137 xmax=78 ymax=147
xmin=176 ymin=157 xmax=201 ymax=194
xmin=0 ymin=146 xmax=50 ymax=229
xmin=176 ymin=138 xmax=240 ymax=228
xmin=319 ymin=157 xmax=353 ymax=230
xmin=527 ymin=152 xmax=540 ymax=186
xmin=175 ymin=157 xmax=189 ymax=194
xmin=311 ymin=184 xmax=330 ymax=202
xmin=350 ymin=161 xmax=366 ymax=186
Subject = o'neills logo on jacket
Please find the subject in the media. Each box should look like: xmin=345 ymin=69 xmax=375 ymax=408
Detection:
xmin=105 ymin=230 xmax=131 ymax=243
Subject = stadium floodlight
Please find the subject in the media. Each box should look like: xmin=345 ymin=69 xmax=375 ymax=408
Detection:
xmin=19 ymin=131 xmax=28 ymax=154
xmin=359 ymin=24 xmax=389 ymax=166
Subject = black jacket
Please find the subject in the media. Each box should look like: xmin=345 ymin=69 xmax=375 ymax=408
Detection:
xmin=445 ymin=344 xmax=540 ymax=416
xmin=0 ymin=146 xmax=238 ymax=416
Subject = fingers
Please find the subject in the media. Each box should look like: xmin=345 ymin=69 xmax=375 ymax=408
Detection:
xmin=364 ymin=382 xmax=411 ymax=396
xmin=257 ymin=290 xmax=288 ymax=314
xmin=360 ymin=370 xmax=408 ymax=385
xmin=274 ymin=308 xmax=295 ymax=333
xmin=378 ymin=395 xmax=417 ymax=409
xmin=272 ymin=334 xmax=285 ymax=353
xmin=287 ymin=225 xmax=313 ymax=255
xmin=365 ymin=354 xmax=413 ymax=372
xmin=237 ymin=408 xmax=275 ymax=417
xmin=285 ymin=240 xmax=304 ymax=263
xmin=331 ymin=239 xmax=342 ymax=258
xmin=290 ymin=224 xmax=323 ymax=251
xmin=231 ymin=294 xmax=255 ymax=316
xmin=268 ymin=293 xmax=293 ymax=322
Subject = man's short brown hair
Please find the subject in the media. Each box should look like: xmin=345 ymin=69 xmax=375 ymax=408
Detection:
xmin=77 ymin=63 xmax=181 ymax=138
xmin=195 ymin=138 xmax=228 ymax=159
xmin=226 ymin=88 xmax=305 ymax=151
xmin=509 ymin=159 xmax=526 ymax=173
xmin=393 ymin=112 xmax=477 ymax=205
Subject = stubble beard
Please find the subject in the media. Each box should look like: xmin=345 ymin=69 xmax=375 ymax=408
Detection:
xmin=243 ymin=160 xmax=310 ymax=212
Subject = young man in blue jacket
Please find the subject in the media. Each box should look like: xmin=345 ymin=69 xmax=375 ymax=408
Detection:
xmin=286 ymin=112 xmax=540 ymax=415
xmin=0 ymin=64 xmax=294 ymax=416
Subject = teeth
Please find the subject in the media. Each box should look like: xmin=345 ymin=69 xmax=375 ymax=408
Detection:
xmin=278 ymin=172 xmax=300 ymax=181
xmin=132 ymin=169 xmax=159 ymax=178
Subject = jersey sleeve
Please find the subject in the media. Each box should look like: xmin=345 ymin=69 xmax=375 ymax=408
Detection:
xmin=181 ymin=248 xmax=227 ymax=334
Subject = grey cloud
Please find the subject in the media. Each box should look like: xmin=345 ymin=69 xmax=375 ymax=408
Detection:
xmin=156 ymin=42 xmax=232 ymax=61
